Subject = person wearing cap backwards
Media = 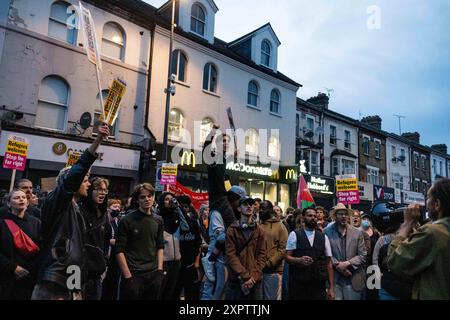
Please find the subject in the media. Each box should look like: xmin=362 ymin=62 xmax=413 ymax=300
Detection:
xmin=324 ymin=203 xmax=367 ymax=300
xmin=200 ymin=185 xmax=247 ymax=300
xmin=225 ymin=196 xmax=267 ymax=300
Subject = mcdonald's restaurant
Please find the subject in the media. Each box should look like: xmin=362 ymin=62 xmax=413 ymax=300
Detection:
xmin=158 ymin=146 xmax=300 ymax=211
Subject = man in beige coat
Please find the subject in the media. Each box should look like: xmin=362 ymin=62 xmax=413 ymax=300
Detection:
xmin=256 ymin=200 xmax=288 ymax=300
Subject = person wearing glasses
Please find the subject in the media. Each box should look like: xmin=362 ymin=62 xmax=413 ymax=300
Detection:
xmin=78 ymin=177 xmax=110 ymax=300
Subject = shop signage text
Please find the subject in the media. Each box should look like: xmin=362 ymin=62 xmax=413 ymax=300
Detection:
xmin=304 ymin=174 xmax=334 ymax=195
xmin=226 ymin=162 xmax=273 ymax=177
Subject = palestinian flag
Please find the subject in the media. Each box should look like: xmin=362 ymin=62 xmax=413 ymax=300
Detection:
xmin=296 ymin=174 xmax=315 ymax=209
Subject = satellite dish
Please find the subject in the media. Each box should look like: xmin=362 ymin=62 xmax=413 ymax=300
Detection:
xmin=79 ymin=112 xmax=92 ymax=130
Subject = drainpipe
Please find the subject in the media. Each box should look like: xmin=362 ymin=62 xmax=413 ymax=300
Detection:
xmin=144 ymin=24 xmax=156 ymax=138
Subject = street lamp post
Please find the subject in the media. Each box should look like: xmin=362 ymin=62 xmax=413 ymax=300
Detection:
xmin=162 ymin=0 xmax=176 ymax=162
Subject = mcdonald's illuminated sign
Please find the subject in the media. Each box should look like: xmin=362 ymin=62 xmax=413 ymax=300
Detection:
xmin=285 ymin=169 xmax=297 ymax=180
xmin=181 ymin=151 xmax=196 ymax=167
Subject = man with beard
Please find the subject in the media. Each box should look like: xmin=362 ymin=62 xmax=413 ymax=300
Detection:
xmin=286 ymin=207 xmax=335 ymax=300
xmin=324 ymin=203 xmax=367 ymax=300
xmin=32 ymin=123 xmax=110 ymax=300
xmin=115 ymin=183 xmax=165 ymax=300
xmin=256 ymin=200 xmax=288 ymax=300
xmin=78 ymin=177 xmax=109 ymax=300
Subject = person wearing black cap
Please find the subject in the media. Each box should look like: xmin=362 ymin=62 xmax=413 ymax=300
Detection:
xmin=225 ymin=196 xmax=267 ymax=300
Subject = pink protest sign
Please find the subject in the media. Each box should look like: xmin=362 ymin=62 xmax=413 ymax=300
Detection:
xmin=2 ymin=152 xmax=26 ymax=171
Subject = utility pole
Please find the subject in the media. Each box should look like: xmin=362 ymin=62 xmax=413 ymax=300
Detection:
xmin=393 ymin=114 xmax=406 ymax=135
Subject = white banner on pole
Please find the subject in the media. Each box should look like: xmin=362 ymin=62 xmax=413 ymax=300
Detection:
xmin=79 ymin=1 xmax=102 ymax=70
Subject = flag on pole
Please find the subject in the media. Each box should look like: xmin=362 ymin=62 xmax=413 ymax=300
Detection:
xmin=296 ymin=174 xmax=315 ymax=209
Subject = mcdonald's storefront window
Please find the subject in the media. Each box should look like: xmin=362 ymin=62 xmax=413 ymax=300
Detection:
xmin=239 ymin=180 xmax=290 ymax=211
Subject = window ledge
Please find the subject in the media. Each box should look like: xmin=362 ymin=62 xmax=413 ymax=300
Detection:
xmin=246 ymin=104 xmax=261 ymax=111
xmin=175 ymin=80 xmax=190 ymax=88
xmin=269 ymin=112 xmax=282 ymax=118
xmin=202 ymin=89 xmax=220 ymax=98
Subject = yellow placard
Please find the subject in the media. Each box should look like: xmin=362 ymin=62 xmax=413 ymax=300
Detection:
xmin=6 ymin=139 xmax=29 ymax=156
xmin=161 ymin=165 xmax=178 ymax=176
xmin=66 ymin=151 xmax=81 ymax=167
xmin=224 ymin=180 xmax=232 ymax=192
xmin=336 ymin=178 xmax=358 ymax=192
xmin=103 ymin=78 xmax=126 ymax=126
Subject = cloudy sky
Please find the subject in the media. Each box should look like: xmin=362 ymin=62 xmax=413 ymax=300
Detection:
xmin=144 ymin=0 xmax=450 ymax=149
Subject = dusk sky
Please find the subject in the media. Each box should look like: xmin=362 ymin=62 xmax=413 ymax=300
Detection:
xmin=144 ymin=0 xmax=450 ymax=149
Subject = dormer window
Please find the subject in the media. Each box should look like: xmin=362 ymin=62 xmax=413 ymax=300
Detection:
xmin=261 ymin=39 xmax=272 ymax=67
xmin=190 ymin=3 xmax=206 ymax=36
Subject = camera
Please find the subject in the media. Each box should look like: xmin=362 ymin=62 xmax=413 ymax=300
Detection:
xmin=171 ymin=198 xmax=178 ymax=206
xmin=370 ymin=201 xmax=427 ymax=234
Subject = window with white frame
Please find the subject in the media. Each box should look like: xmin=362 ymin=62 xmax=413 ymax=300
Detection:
xmin=330 ymin=125 xmax=337 ymax=145
xmin=48 ymin=1 xmax=77 ymax=44
xmin=268 ymin=135 xmax=279 ymax=159
xmin=270 ymin=89 xmax=280 ymax=114
xmin=247 ymin=81 xmax=259 ymax=107
xmin=414 ymin=152 xmax=419 ymax=168
xmin=245 ymin=128 xmax=259 ymax=155
xmin=344 ymin=130 xmax=351 ymax=150
xmin=261 ymin=40 xmax=271 ymax=67
xmin=439 ymin=161 xmax=443 ymax=176
xmin=400 ymin=148 xmax=406 ymax=165
xmin=168 ymin=108 xmax=184 ymax=141
xmin=199 ymin=117 xmax=213 ymax=144
xmin=392 ymin=146 xmax=397 ymax=161
xmin=102 ymin=22 xmax=125 ymax=61
xmin=332 ymin=158 xmax=339 ymax=177
xmin=342 ymin=159 xmax=355 ymax=175
xmin=93 ymin=90 xmax=119 ymax=138
xmin=375 ymin=140 xmax=381 ymax=158
xmin=203 ymin=63 xmax=217 ymax=92
xmin=35 ymin=76 xmax=69 ymax=131
xmin=171 ymin=50 xmax=188 ymax=82
xmin=414 ymin=179 xmax=420 ymax=192
xmin=363 ymin=136 xmax=370 ymax=155
xmin=433 ymin=159 xmax=437 ymax=175
xmin=190 ymin=3 xmax=206 ymax=36
xmin=395 ymin=176 xmax=404 ymax=190
xmin=421 ymin=156 xmax=426 ymax=172
xmin=367 ymin=167 xmax=380 ymax=185
xmin=311 ymin=151 xmax=319 ymax=174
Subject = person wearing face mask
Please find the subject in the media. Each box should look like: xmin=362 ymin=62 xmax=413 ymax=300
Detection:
xmin=78 ymin=177 xmax=110 ymax=300
xmin=225 ymin=196 xmax=267 ymax=300
xmin=0 ymin=189 xmax=41 ymax=300
xmin=285 ymin=207 xmax=335 ymax=300
xmin=255 ymin=200 xmax=288 ymax=300
xmin=102 ymin=199 xmax=122 ymax=300
xmin=157 ymin=192 xmax=190 ymax=300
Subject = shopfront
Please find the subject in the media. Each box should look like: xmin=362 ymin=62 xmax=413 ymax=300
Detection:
xmin=0 ymin=130 xmax=141 ymax=198
xmin=163 ymin=147 xmax=296 ymax=211
xmin=303 ymin=174 xmax=335 ymax=210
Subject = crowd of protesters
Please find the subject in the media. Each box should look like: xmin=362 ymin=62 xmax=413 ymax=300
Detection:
xmin=0 ymin=123 xmax=449 ymax=300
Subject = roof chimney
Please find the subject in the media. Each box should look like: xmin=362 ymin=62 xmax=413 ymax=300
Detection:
xmin=307 ymin=92 xmax=329 ymax=110
xmin=431 ymin=144 xmax=448 ymax=155
xmin=361 ymin=115 xmax=382 ymax=130
xmin=402 ymin=132 xmax=421 ymax=144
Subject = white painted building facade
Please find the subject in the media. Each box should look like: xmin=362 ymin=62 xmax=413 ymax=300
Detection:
xmin=386 ymin=136 xmax=411 ymax=191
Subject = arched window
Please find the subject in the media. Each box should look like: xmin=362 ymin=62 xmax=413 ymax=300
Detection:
xmin=268 ymin=135 xmax=279 ymax=159
xmin=199 ymin=117 xmax=214 ymax=144
xmin=35 ymin=76 xmax=69 ymax=131
xmin=203 ymin=63 xmax=218 ymax=92
xmin=245 ymin=128 xmax=259 ymax=155
xmin=171 ymin=50 xmax=188 ymax=82
xmin=270 ymin=89 xmax=280 ymax=114
xmin=261 ymin=40 xmax=272 ymax=67
xmin=102 ymin=22 xmax=126 ymax=61
xmin=247 ymin=81 xmax=259 ymax=107
xmin=48 ymin=1 xmax=77 ymax=44
xmin=168 ymin=108 xmax=184 ymax=141
xmin=93 ymin=90 xmax=119 ymax=138
xmin=190 ymin=3 xmax=206 ymax=36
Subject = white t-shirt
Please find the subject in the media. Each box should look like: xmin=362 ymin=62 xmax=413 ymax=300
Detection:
xmin=286 ymin=230 xmax=332 ymax=257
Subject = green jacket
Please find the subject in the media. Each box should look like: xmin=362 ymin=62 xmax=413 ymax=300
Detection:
xmin=387 ymin=217 xmax=450 ymax=300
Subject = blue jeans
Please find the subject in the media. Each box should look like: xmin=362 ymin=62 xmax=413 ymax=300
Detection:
xmin=334 ymin=284 xmax=363 ymax=300
xmin=379 ymin=287 xmax=399 ymax=300
xmin=255 ymin=273 xmax=282 ymax=300
xmin=200 ymin=260 xmax=228 ymax=300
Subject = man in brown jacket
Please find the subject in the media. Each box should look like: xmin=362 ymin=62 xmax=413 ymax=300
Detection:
xmin=255 ymin=200 xmax=288 ymax=300
xmin=225 ymin=196 xmax=266 ymax=300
